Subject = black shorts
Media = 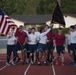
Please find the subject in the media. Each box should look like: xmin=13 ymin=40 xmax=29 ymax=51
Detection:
xmin=70 ymin=43 xmax=76 ymax=51
xmin=16 ymin=42 xmax=27 ymax=52
xmin=29 ymin=44 xmax=37 ymax=53
xmin=56 ymin=45 xmax=65 ymax=55
xmin=47 ymin=42 xmax=54 ymax=51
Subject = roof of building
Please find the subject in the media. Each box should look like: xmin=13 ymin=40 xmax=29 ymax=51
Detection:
xmin=10 ymin=15 xmax=52 ymax=25
xmin=10 ymin=14 xmax=76 ymax=25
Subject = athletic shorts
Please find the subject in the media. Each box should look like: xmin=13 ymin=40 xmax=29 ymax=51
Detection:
xmin=70 ymin=43 xmax=76 ymax=51
xmin=29 ymin=44 xmax=37 ymax=53
xmin=47 ymin=42 xmax=54 ymax=51
xmin=56 ymin=45 xmax=65 ymax=55
xmin=16 ymin=42 xmax=27 ymax=52
xmin=37 ymin=43 xmax=48 ymax=52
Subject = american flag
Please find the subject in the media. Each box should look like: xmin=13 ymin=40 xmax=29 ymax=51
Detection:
xmin=0 ymin=8 xmax=17 ymax=35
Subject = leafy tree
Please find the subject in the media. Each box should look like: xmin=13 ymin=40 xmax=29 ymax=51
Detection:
xmin=25 ymin=0 xmax=40 ymax=15
xmin=0 ymin=0 xmax=76 ymax=15
xmin=0 ymin=0 xmax=26 ymax=15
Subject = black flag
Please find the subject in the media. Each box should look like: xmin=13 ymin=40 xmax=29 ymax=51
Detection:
xmin=51 ymin=2 xmax=65 ymax=27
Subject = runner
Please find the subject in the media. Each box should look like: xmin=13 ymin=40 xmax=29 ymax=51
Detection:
xmin=28 ymin=27 xmax=38 ymax=64
xmin=37 ymin=26 xmax=51 ymax=65
xmin=55 ymin=28 xmax=65 ymax=66
xmin=6 ymin=28 xmax=17 ymax=66
xmin=70 ymin=25 xmax=76 ymax=66
xmin=46 ymin=27 xmax=55 ymax=64
xmin=15 ymin=25 xmax=28 ymax=65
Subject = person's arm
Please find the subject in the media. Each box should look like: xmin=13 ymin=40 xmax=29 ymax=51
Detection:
xmin=7 ymin=32 xmax=13 ymax=38
xmin=41 ymin=28 xmax=51 ymax=36
xmin=23 ymin=37 xmax=28 ymax=46
xmin=23 ymin=32 xmax=28 ymax=45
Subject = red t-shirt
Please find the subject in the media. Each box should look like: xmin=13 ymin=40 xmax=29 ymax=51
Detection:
xmin=46 ymin=31 xmax=55 ymax=42
xmin=15 ymin=30 xmax=27 ymax=44
xmin=55 ymin=33 xmax=65 ymax=46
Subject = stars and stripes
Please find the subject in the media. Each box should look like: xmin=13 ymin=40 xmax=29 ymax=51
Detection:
xmin=0 ymin=8 xmax=17 ymax=35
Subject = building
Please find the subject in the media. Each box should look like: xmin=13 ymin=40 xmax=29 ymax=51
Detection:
xmin=10 ymin=14 xmax=76 ymax=29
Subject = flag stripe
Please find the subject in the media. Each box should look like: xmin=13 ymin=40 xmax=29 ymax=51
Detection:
xmin=2 ymin=20 xmax=7 ymax=33
xmin=0 ymin=8 xmax=17 ymax=35
xmin=0 ymin=16 xmax=4 ymax=28
xmin=0 ymin=17 xmax=6 ymax=33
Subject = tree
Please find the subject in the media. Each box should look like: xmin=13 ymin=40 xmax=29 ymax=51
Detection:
xmin=36 ymin=0 xmax=56 ymax=14
xmin=0 ymin=0 xmax=26 ymax=15
xmin=25 ymin=0 xmax=40 ymax=15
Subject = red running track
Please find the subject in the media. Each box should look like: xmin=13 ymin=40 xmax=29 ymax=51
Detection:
xmin=0 ymin=52 xmax=76 ymax=75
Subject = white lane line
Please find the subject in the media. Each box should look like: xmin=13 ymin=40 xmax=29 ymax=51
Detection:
xmin=0 ymin=57 xmax=16 ymax=71
xmin=51 ymin=57 xmax=56 ymax=75
xmin=68 ymin=56 xmax=74 ymax=62
xmin=24 ymin=63 xmax=31 ymax=75
xmin=52 ymin=65 xmax=56 ymax=75
xmin=0 ymin=60 xmax=6 ymax=62
xmin=0 ymin=65 xmax=7 ymax=71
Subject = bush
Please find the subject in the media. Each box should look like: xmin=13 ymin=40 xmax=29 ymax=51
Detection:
xmin=53 ymin=28 xmax=69 ymax=34
xmin=38 ymin=25 xmax=69 ymax=34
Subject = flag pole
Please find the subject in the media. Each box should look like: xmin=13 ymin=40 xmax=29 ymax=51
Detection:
xmin=50 ymin=1 xmax=57 ymax=27
xmin=50 ymin=0 xmax=59 ymax=27
xmin=57 ymin=0 xmax=61 ymax=7
xmin=57 ymin=0 xmax=61 ymax=28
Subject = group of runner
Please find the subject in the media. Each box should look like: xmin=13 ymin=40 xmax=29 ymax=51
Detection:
xmin=6 ymin=24 xmax=76 ymax=66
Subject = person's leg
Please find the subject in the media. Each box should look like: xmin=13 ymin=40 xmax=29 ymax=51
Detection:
xmin=7 ymin=45 xmax=12 ymax=63
xmin=34 ymin=52 xmax=36 ymax=63
xmin=61 ymin=53 xmax=65 ymax=66
xmin=74 ymin=51 xmax=76 ymax=63
xmin=13 ymin=45 xmax=17 ymax=62
xmin=37 ymin=43 xmax=43 ymax=65
xmin=47 ymin=42 xmax=50 ymax=62
xmin=6 ymin=45 xmax=12 ymax=66
xmin=21 ymin=50 xmax=26 ymax=65
xmin=50 ymin=50 xmax=54 ymax=62
xmin=28 ymin=45 xmax=34 ymax=64
xmin=43 ymin=44 xmax=49 ymax=65
xmin=73 ymin=50 xmax=76 ymax=64
xmin=68 ymin=45 xmax=70 ymax=54
xmin=38 ymin=51 xmax=43 ymax=65
xmin=26 ymin=44 xmax=30 ymax=63
xmin=50 ymin=43 xmax=54 ymax=63
xmin=44 ymin=50 xmax=48 ymax=61
xmin=33 ymin=45 xmax=37 ymax=63
xmin=56 ymin=46 xmax=60 ymax=65
xmin=16 ymin=42 xmax=21 ymax=63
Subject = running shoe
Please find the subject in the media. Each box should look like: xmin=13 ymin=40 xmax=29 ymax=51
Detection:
xmin=61 ymin=63 xmax=65 ymax=66
xmin=6 ymin=62 xmax=11 ymax=66
xmin=44 ymin=61 xmax=48 ymax=66
xmin=12 ymin=61 xmax=16 ymax=65
xmin=72 ymin=63 xmax=76 ymax=66
xmin=71 ymin=62 xmax=75 ymax=65
xmin=55 ymin=60 xmax=59 ymax=65
xmin=37 ymin=62 xmax=41 ymax=65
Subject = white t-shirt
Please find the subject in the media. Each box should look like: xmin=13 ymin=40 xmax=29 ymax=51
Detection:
xmin=70 ymin=31 xmax=76 ymax=44
xmin=7 ymin=35 xmax=17 ymax=45
xmin=28 ymin=33 xmax=37 ymax=45
xmin=67 ymin=34 xmax=71 ymax=45
xmin=39 ymin=28 xmax=51 ymax=44
xmin=35 ymin=31 xmax=40 ymax=41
